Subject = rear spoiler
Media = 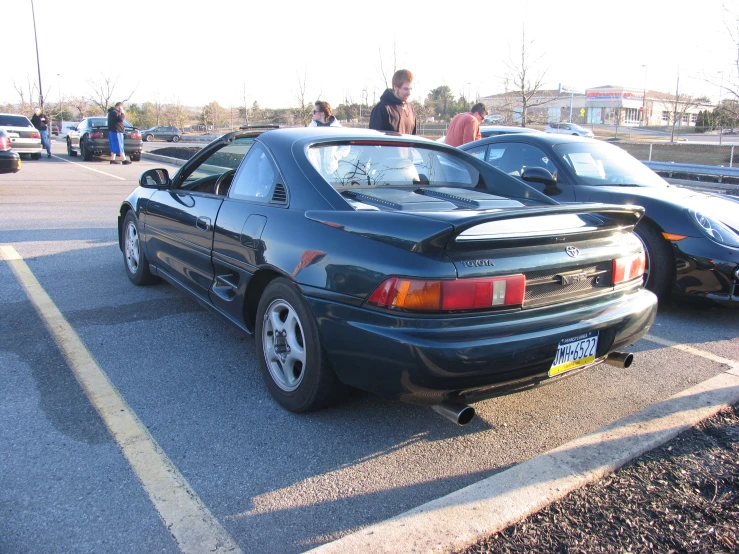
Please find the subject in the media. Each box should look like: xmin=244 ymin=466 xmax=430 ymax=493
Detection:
xmin=305 ymin=203 xmax=645 ymax=254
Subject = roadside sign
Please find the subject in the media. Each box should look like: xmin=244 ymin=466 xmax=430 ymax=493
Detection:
xmin=580 ymin=108 xmax=586 ymax=117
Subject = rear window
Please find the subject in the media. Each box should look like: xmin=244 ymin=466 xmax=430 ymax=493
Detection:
xmin=0 ymin=115 xmax=33 ymax=127
xmin=307 ymin=142 xmax=482 ymax=190
xmin=88 ymin=117 xmax=134 ymax=129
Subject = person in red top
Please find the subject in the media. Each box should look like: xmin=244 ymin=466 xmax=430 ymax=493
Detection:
xmin=444 ymin=103 xmax=488 ymax=147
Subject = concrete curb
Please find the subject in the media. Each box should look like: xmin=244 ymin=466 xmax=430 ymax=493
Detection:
xmin=141 ymin=152 xmax=188 ymax=166
xmin=308 ymin=365 xmax=739 ymax=554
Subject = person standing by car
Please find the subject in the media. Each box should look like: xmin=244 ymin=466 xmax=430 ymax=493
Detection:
xmin=107 ymin=102 xmax=131 ymax=165
xmin=369 ymin=69 xmax=416 ymax=134
xmin=30 ymin=107 xmax=52 ymax=158
xmin=307 ymin=101 xmax=342 ymax=127
xmin=444 ymin=103 xmax=488 ymax=147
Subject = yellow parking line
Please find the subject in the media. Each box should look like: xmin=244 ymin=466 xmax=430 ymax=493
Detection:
xmin=642 ymin=334 xmax=739 ymax=374
xmin=52 ymin=155 xmax=127 ymax=181
xmin=0 ymin=244 xmax=242 ymax=554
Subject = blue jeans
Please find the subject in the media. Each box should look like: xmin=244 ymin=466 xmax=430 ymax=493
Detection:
xmin=40 ymin=129 xmax=51 ymax=156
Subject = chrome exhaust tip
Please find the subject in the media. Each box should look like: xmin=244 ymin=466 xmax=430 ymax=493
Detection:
xmin=431 ymin=402 xmax=475 ymax=426
xmin=604 ymin=351 xmax=634 ymax=369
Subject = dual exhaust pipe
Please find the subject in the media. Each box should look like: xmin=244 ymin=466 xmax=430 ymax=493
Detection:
xmin=431 ymin=351 xmax=634 ymax=426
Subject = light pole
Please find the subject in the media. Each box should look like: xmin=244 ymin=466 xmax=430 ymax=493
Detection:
xmin=57 ymin=73 xmax=62 ymax=130
xmin=31 ymin=0 xmax=44 ymax=109
xmin=641 ymin=64 xmax=648 ymax=127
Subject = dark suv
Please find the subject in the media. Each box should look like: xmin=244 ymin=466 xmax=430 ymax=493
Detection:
xmin=66 ymin=117 xmax=143 ymax=161
xmin=141 ymin=125 xmax=181 ymax=142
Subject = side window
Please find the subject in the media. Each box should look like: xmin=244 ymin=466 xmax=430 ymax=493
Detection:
xmin=497 ymin=143 xmax=556 ymax=176
xmin=229 ymin=143 xmax=279 ymax=202
xmin=485 ymin=147 xmax=506 ymax=168
xmin=465 ymin=145 xmax=486 ymax=160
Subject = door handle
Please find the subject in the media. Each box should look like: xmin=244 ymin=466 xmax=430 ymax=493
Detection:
xmin=196 ymin=216 xmax=211 ymax=231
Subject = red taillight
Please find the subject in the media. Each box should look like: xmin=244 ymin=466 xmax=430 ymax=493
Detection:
xmin=131 ymin=131 xmax=141 ymax=139
xmin=367 ymin=275 xmax=526 ymax=311
xmin=30 ymin=131 xmax=40 ymax=139
xmin=0 ymin=136 xmax=9 ymax=149
xmin=89 ymin=131 xmax=104 ymax=139
xmin=613 ymin=252 xmax=646 ymax=284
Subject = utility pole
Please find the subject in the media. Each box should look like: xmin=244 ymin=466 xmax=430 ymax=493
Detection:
xmin=671 ymin=66 xmax=680 ymax=143
xmin=31 ymin=0 xmax=44 ymax=109
xmin=641 ymin=64 xmax=648 ymax=127
xmin=718 ymin=71 xmax=724 ymax=146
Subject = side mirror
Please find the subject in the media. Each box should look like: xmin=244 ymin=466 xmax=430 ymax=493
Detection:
xmin=140 ymin=168 xmax=170 ymax=189
xmin=521 ymin=166 xmax=561 ymax=196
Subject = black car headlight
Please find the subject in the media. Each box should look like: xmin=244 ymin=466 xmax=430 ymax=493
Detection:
xmin=688 ymin=209 xmax=739 ymax=247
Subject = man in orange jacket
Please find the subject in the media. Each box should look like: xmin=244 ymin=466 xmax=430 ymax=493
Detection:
xmin=445 ymin=103 xmax=488 ymax=147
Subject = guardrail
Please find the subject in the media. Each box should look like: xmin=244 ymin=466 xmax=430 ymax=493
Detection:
xmin=641 ymin=161 xmax=739 ymax=182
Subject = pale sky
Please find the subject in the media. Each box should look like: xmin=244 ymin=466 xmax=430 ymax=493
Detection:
xmin=4 ymin=0 xmax=738 ymax=111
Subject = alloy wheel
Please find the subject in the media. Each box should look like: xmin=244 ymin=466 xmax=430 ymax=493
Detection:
xmin=124 ymin=221 xmax=141 ymax=275
xmin=262 ymin=298 xmax=306 ymax=392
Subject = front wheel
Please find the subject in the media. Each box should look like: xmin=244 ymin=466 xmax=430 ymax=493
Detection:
xmin=172 ymin=135 xmax=180 ymax=143
xmin=634 ymin=220 xmax=673 ymax=299
xmin=255 ymin=278 xmax=345 ymax=412
xmin=122 ymin=211 xmax=158 ymax=286
xmin=130 ymin=152 xmax=141 ymax=162
xmin=145 ymin=134 xmax=154 ymax=142
xmin=67 ymin=139 xmax=77 ymax=156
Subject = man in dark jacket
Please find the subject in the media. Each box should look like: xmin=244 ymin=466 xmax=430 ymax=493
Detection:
xmin=369 ymin=69 xmax=416 ymax=134
xmin=107 ymin=102 xmax=130 ymax=165
xmin=30 ymin=107 xmax=51 ymax=158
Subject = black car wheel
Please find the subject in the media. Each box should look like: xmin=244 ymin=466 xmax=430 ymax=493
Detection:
xmin=130 ymin=152 xmax=141 ymax=162
xmin=171 ymin=135 xmax=180 ymax=143
xmin=255 ymin=277 xmax=345 ymax=412
xmin=80 ymin=138 xmax=92 ymax=161
xmin=122 ymin=211 xmax=158 ymax=286
xmin=31 ymin=153 xmax=41 ymax=160
xmin=145 ymin=134 xmax=154 ymax=142
xmin=67 ymin=138 xmax=77 ymax=156
xmin=634 ymin=219 xmax=673 ymax=299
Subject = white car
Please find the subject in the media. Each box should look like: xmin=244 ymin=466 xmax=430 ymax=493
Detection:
xmin=545 ymin=122 xmax=594 ymax=138
xmin=0 ymin=113 xmax=43 ymax=159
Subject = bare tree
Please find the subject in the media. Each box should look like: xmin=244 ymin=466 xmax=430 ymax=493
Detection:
xmin=294 ymin=71 xmax=312 ymax=127
xmin=164 ymin=97 xmax=188 ymax=130
xmin=655 ymin=71 xmax=709 ymax=142
xmin=503 ymin=25 xmax=562 ymax=127
xmin=87 ymin=74 xmax=137 ymax=114
xmin=151 ymin=90 xmax=164 ymax=125
xmin=377 ymin=40 xmax=397 ymax=90
xmin=241 ymin=82 xmax=250 ymax=126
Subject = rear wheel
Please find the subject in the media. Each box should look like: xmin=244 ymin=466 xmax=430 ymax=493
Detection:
xmin=130 ymin=152 xmax=141 ymax=162
xmin=172 ymin=135 xmax=180 ymax=143
xmin=31 ymin=153 xmax=41 ymax=160
xmin=67 ymin=138 xmax=77 ymax=156
xmin=634 ymin=219 xmax=673 ymax=299
xmin=122 ymin=211 xmax=158 ymax=286
xmin=255 ymin=278 xmax=346 ymax=412
xmin=80 ymin=138 xmax=92 ymax=161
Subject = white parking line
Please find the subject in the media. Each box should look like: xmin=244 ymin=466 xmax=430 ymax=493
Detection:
xmin=642 ymin=334 xmax=739 ymax=374
xmin=0 ymin=244 xmax=242 ymax=554
xmin=52 ymin=154 xmax=127 ymax=181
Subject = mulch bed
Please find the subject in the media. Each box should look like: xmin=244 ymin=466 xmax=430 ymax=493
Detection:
xmin=149 ymin=146 xmax=200 ymax=160
xmin=457 ymin=403 xmax=739 ymax=554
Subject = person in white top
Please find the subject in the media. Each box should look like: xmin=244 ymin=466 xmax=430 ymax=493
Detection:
xmin=307 ymin=101 xmax=342 ymax=127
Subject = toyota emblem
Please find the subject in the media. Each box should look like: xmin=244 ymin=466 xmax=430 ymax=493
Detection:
xmin=565 ymin=246 xmax=580 ymax=258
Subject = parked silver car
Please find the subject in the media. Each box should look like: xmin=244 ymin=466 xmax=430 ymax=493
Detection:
xmin=545 ymin=122 xmax=595 ymax=138
xmin=141 ymin=125 xmax=181 ymax=142
xmin=0 ymin=113 xmax=43 ymax=159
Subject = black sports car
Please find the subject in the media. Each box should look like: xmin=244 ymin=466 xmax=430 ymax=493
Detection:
xmin=460 ymin=134 xmax=739 ymax=306
xmin=66 ymin=116 xmax=143 ymax=161
xmin=0 ymin=129 xmax=21 ymax=174
xmin=118 ymin=128 xmax=657 ymax=424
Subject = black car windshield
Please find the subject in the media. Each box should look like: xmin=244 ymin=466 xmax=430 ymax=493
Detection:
xmin=308 ymin=142 xmax=482 ymax=189
xmin=553 ymin=142 xmax=667 ymax=188
xmin=0 ymin=115 xmax=33 ymax=127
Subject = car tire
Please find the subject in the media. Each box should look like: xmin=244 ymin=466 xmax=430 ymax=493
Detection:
xmin=634 ymin=219 xmax=673 ymax=299
xmin=67 ymin=139 xmax=77 ymax=156
xmin=172 ymin=135 xmax=180 ymax=143
xmin=80 ymin=138 xmax=92 ymax=161
xmin=145 ymin=134 xmax=154 ymax=142
xmin=130 ymin=152 xmax=141 ymax=162
xmin=122 ymin=211 xmax=158 ymax=286
xmin=255 ymin=277 xmax=346 ymax=413
xmin=31 ymin=153 xmax=41 ymax=160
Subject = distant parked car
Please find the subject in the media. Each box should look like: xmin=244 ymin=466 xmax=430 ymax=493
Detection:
xmin=66 ymin=117 xmax=143 ymax=161
xmin=545 ymin=122 xmax=595 ymax=138
xmin=437 ymin=125 xmax=543 ymax=144
xmin=51 ymin=125 xmax=59 ymax=136
xmin=483 ymin=114 xmax=503 ymax=124
xmin=0 ymin=113 xmax=43 ymax=159
xmin=0 ymin=129 xmax=22 ymax=173
xmin=141 ymin=126 xmax=181 ymax=142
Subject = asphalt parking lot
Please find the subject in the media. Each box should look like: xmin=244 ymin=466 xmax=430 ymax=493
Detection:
xmin=1 ymin=141 xmax=737 ymax=553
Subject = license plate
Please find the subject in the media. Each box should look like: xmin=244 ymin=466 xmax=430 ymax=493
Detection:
xmin=549 ymin=331 xmax=599 ymax=377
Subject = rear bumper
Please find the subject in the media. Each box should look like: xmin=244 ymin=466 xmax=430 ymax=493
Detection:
xmin=309 ymin=288 xmax=658 ymax=405
xmin=0 ymin=151 xmax=21 ymax=173
xmin=86 ymin=138 xmax=142 ymax=155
